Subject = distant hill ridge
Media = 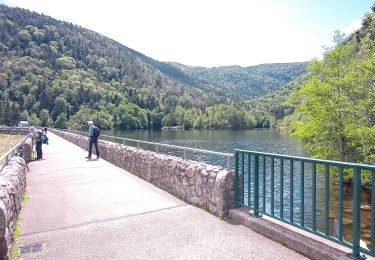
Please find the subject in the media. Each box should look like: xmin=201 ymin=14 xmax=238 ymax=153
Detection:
xmin=0 ymin=4 xmax=307 ymax=129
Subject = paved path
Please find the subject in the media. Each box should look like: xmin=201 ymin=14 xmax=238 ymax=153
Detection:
xmin=19 ymin=132 xmax=307 ymax=259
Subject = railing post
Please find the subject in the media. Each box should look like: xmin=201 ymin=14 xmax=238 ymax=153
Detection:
xmin=183 ymin=149 xmax=186 ymax=160
xmin=227 ymin=156 xmax=231 ymax=170
xmin=234 ymin=151 xmax=239 ymax=207
xmin=348 ymin=167 xmax=365 ymax=260
xmin=253 ymin=154 xmax=261 ymax=217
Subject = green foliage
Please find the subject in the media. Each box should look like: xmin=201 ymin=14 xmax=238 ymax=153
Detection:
xmin=39 ymin=109 xmax=50 ymax=126
xmin=290 ymin=10 xmax=375 ymax=184
xmin=55 ymin=112 xmax=68 ymax=129
xmin=0 ymin=4 xmax=304 ymax=130
xmin=28 ymin=112 xmax=41 ymax=126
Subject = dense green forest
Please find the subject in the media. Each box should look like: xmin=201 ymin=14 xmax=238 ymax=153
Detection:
xmin=0 ymin=4 xmax=306 ymax=130
xmin=169 ymin=62 xmax=307 ymax=100
xmin=290 ymin=4 xmax=375 ymax=184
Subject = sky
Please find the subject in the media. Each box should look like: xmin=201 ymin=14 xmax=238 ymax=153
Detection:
xmin=0 ymin=0 xmax=373 ymax=67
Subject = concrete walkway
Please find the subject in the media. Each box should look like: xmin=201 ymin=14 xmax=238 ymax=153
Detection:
xmin=19 ymin=132 xmax=307 ymax=259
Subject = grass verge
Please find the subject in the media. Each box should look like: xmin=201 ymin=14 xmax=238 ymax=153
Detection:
xmin=9 ymin=192 xmax=29 ymax=260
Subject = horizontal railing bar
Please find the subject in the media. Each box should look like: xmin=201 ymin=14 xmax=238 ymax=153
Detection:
xmin=0 ymin=133 xmax=30 ymax=166
xmin=242 ymin=205 xmax=364 ymax=252
xmin=55 ymin=128 xmax=234 ymax=158
xmin=235 ymin=149 xmax=375 ymax=170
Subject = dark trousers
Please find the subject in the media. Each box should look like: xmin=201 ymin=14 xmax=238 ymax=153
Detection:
xmin=88 ymin=138 xmax=99 ymax=158
xmin=36 ymin=141 xmax=43 ymax=159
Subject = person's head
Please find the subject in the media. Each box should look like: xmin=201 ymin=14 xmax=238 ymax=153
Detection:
xmin=29 ymin=126 xmax=35 ymax=131
xmin=87 ymin=121 xmax=93 ymax=126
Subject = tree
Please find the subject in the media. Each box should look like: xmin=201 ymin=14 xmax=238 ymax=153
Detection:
xmin=52 ymin=96 xmax=68 ymax=120
xmin=28 ymin=113 xmax=41 ymax=126
xmin=40 ymin=109 xmax=50 ymax=126
xmin=55 ymin=113 xmax=68 ymax=129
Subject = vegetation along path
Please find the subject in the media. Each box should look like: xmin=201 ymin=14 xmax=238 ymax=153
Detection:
xmin=18 ymin=133 xmax=306 ymax=259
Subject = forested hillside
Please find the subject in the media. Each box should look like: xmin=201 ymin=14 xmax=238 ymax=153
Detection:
xmin=0 ymin=4 xmax=305 ymax=130
xmin=290 ymin=4 xmax=375 ymax=179
xmin=169 ymin=62 xmax=307 ymax=100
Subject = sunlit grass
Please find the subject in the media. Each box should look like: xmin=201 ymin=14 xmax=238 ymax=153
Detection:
xmin=0 ymin=134 xmax=24 ymax=157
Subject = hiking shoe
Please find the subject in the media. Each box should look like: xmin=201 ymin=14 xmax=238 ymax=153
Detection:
xmin=85 ymin=156 xmax=91 ymax=159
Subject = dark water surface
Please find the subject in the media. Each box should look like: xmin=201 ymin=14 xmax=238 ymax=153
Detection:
xmin=102 ymin=128 xmax=371 ymax=248
xmin=103 ymin=128 xmax=306 ymax=166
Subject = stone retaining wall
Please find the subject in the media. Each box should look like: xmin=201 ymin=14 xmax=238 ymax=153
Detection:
xmin=51 ymin=129 xmax=235 ymax=217
xmin=0 ymin=157 xmax=27 ymax=259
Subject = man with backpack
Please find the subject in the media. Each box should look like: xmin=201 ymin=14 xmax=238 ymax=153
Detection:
xmin=86 ymin=121 xmax=100 ymax=160
xmin=28 ymin=126 xmax=48 ymax=160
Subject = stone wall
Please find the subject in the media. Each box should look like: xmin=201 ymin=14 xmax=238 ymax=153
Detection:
xmin=51 ymin=129 xmax=235 ymax=217
xmin=22 ymin=138 xmax=33 ymax=163
xmin=0 ymin=157 xmax=27 ymax=259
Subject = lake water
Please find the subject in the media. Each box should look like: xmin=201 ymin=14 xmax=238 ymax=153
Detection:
xmin=102 ymin=128 xmax=371 ymax=248
xmin=102 ymin=128 xmax=307 ymax=167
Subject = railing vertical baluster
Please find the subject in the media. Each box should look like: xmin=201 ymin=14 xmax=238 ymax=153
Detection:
xmin=227 ymin=156 xmax=231 ymax=170
xmin=123 ymin=139 xmax=126 ymax=145
xmin=312 ymin=162 xmax=316 ymax=231
xmin=241 ymin=153 xmax=245 ymax=205
xmin=280 ymin=159 xmax=284 ymax=219
xmin=290 ymin=159 xmax=294 ymax=223
xmin=156 ymin=145 xmax=158 ymax=153
xmin=234 ymin=152 xmax=239 ymax=207
xmin=184 ymin=149 xmax=186 ymax=159
xmin=263 ymin=156 xmax=266 ymax=212
xmin=338 ymin=166 xmax=344 ymax=241
xmin=324 ymin=164 xmax=329 ymax=236
xmin=301 ymin=161 xmax=305 ymax=227
xmin=372 ymin=169 xmax=375 ymax=254
xmin=350 ymin=167 xmax=362 ymax=259
xmin=248 ymin=154 xmax=251 ymax=208
xmin=112 ymin=136 xmax=115 ymax=142
xmin=253 ymin=154 xmax=260 ymax=217
xmin=271 ymin=157 xmax=275 ymax=216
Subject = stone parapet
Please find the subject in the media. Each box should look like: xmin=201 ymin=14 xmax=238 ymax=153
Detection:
xmin=22 ymin=138 xmax=33 ymax=163
xmin=51 ymin=129 xmax=234 ymax=217
xmin=0 ymin=157 xmax=27 ymax=259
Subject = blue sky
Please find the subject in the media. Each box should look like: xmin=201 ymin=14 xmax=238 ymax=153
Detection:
xmin=0 ymin=0 xmax=373 ymax=67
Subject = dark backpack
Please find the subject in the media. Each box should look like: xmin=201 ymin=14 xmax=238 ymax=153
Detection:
xmin=92 ymin=125 xmax=100 ymax=137
xmin=37 ymin=130 xmax=49 ymax=144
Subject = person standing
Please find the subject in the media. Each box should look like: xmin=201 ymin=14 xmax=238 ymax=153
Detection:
xmin=29 ymin=126 xmax=43 ymax=160
xmin=86 ymin=121 xmax=100 ymax=160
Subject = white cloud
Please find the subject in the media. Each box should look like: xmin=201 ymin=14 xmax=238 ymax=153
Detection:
xmin=342 ymin=19 xmax=362 ymax=36
xmin=1 ymin=0 xmax=335 ymax=67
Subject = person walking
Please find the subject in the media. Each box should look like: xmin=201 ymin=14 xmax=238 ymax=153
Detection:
xmin=86 ymin=121 xmax=100 ymax=160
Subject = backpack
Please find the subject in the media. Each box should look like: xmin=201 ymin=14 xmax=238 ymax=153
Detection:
xmin=37 ymin=130 xmax=49 ymax=144
xmin=92 ymin=125 xmax=100 ymax=137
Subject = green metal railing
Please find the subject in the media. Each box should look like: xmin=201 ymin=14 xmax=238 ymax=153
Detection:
xmin=234 ymin=149 xmax=375 ymax=260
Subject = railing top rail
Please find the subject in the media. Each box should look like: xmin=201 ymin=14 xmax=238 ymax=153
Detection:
xmin=235 ymin=149 xmax=375 ymax=170
xmin=0 ymin=133 xmax=30 ymax=166
xmin=55 ymin=128 xmax=233 ymax=158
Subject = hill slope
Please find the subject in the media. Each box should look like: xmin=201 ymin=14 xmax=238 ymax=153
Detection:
xmin=0 ymin=4 xmax=306 ymax=130
xmin=169 ymin=62 xmax=307 ymax=100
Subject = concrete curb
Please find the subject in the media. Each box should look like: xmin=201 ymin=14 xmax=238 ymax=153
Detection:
xmin=230 ymin=208 xmax=350 ymax=260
